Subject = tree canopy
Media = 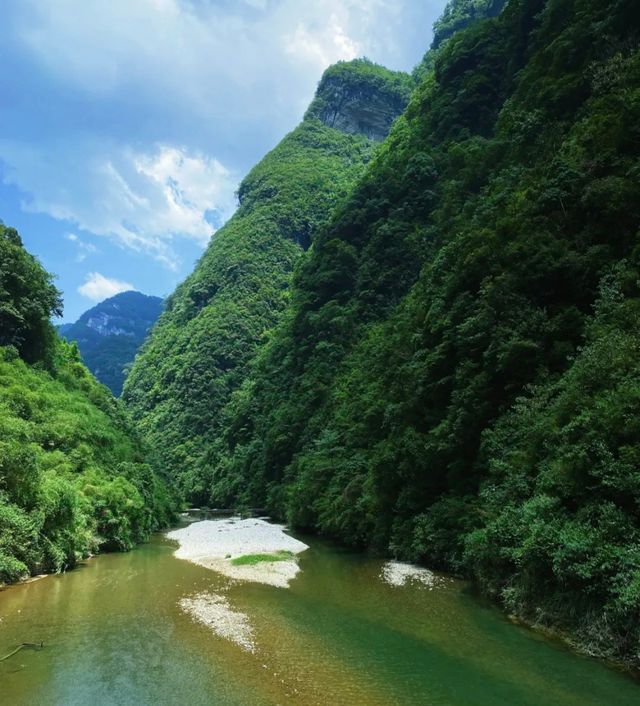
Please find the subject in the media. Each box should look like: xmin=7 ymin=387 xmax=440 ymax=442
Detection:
xmin=0 ymin=224 xmax=62 ymax=366
xmin=0 ymin=227 xmax=174 ymax=585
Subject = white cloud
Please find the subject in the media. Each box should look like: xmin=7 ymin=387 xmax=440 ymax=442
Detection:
xmin=0 ymin=140 xmax=237 ymax=269
xmin=66 ymin=232 xmax=99 ymax=262
xmin=78 ymin=272 xmax=135 ymax=301
xmin=285 ymin=14 xmax=360 ymax=69
xmin=133 ymin=145 xmax=234 ymax=247
xmin=0 ymin=0 xmax=443 ymax=275
xmin=241 ymin=0 xmax=268 ymax=9
xmin=10 ymin=1 xmax=413 ymax=136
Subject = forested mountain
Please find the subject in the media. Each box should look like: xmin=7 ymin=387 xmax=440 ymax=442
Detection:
xmin=123 ymin=59 xmax=413 ymax=500
xmin=432 ymin=0 xmax=507 ymax=49
xmin=0 ymin=225 xmax=173 ymax=585
xmin=122 ymin=0 xmax=640 ymax=667
xmin=59 ymin=291 xmax=163 ymax=396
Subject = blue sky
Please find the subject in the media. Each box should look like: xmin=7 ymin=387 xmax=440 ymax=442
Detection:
xmin=0 ymin=0 xmax=446 ymax=322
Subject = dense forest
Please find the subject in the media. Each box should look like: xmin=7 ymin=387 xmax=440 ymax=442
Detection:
xmin=123 ymin=0 xmax=640 ymax=667
xmin=0 ymin=225 xmax=174 ymax=585
xmin=60 ymin=291 xmax=164 ymax=396
xmin=432 ymin=0 xmax=507 ymax=49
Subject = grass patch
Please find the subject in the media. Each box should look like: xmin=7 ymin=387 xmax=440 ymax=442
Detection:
xmin=230 ymin=551 xmax=295 ymax=566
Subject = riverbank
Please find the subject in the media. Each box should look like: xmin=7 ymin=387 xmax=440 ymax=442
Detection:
xmin=0 ymin=573 xmax=50 ymax=592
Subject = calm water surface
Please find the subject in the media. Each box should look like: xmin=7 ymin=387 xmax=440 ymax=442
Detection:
xmin=1 ymin=521 xmax=638 ymax=705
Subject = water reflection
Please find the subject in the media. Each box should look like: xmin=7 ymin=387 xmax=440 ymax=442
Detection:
xmin=0 ymin=524 xmax=638 ymax=706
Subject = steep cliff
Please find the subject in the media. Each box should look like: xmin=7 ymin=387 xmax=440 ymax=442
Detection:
xmin=123 ymin=60 xmax=411 ymax=501
xmin=121 ymin=0 xmax=640 ymax=666
xmin=305 ymin=59 xmax=413 ymax=141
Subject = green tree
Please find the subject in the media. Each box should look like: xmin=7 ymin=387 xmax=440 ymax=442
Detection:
xmin=0 ymin=224 xmax=62 ymax=366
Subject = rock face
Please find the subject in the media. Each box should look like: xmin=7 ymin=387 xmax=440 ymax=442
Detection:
xmin=306 ymin=59 xmax=413 ymax=141
xmin=59 ymin=291 xmax=163 ymax=395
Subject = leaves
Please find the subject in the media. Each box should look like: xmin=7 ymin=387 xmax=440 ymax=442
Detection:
xmin=0 ymin=229 xmax=174 ymax=584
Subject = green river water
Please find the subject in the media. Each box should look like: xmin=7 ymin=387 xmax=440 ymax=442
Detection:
xmin=1 ymin=519 xmax=638 ymax=706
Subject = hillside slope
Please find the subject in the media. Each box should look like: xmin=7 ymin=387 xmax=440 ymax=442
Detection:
xmin=123 ymin=59 xmax=413 ymax=502
xmin=208 ymin=0 xmax=640 ymax=666
xmin=0 ymin=224 xmax=173 ymax=585
xmin=60 ymin=291 xmax=163 ymax=396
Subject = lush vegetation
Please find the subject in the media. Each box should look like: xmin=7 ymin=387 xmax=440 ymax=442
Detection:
xmin=189 ymin=0 xmax=640 ymax=666
xmin=230 ymin=550 xmax=294 ymax=566
xmin=123 ymin=60 xmax=411 ymax=503
xmin=0 ymin=225 xmax=174 ymax=585
xmin=413 ymin=0 xmax=507 ymax=81
xmin=432 ymin=0 xmax=507 ymax=49
xmin=468 ymin=270 xmax=640 ymax=662
xmin=60 ymin=291 xmax=164 ymax=396
xmin=0 ymin=224 xmax=61 ymax=367
xmin=122 ymin=0 xmax=640 ymax=667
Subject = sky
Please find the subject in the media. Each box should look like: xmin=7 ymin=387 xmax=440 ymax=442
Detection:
xmin=0 ymin=0 xmax=447 ymax=322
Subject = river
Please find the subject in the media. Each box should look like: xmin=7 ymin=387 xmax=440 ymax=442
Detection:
xmin=1 ymin=519 xmax=638 ymax=705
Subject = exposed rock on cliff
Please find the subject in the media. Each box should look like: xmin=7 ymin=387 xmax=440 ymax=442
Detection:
xmin=305 ymin=59 xmax=413 ymax=141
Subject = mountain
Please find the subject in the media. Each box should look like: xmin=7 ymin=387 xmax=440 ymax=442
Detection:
xmin=431 ymin=0 xmax=507 ymax=49
xmin=208 ymin=0 xmax=640 ymax=666
xmin=60 ymin=291 xmax=163 ymax=396
xmin=123 ymin=59 xmax=413 ymax=500
xmin=0 ymin=224 xmax=173 ymax=585
xmin=123 ymin=0 xmax=640 ymax=667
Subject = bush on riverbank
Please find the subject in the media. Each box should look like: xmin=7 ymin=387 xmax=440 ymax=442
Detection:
xmin=0 ymin=225 xmax=175 ymax=585
xmin=0 ymin=344 xmax=175 ymax=584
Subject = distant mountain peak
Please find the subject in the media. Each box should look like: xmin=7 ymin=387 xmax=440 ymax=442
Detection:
xmin=76 ymin=291 xmax=161 ymax=338
xmin=59 ymin=290 xmax=163 ymax=395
